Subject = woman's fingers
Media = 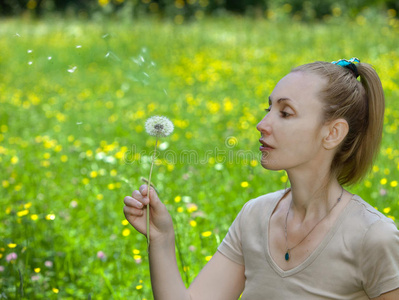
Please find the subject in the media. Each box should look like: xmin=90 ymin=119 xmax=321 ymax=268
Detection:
xmin=123 ymin=203 xmax=144 ymax=217
xmin=124 ymin=196 xmax=144 ymax=209
xmin=139 ymin=185 xmax=161 ymax=210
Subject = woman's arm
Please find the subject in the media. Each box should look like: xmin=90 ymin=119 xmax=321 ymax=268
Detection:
xmin=188 ymin=251 xmax=245 ymax=300
xmin=371 ymin=288 xmax=399 ymax=300
xmin=124 ymin=185 xmax=245 ymax=300
xmin=150 ymin=237 xmax=245 ymax=300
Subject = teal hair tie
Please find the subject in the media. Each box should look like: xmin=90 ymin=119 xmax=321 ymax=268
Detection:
xmin=331 ymin=57 xmax=360 ymax=78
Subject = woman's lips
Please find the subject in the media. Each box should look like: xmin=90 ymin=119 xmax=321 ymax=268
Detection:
xmin=259 ymin=145 xmax=274 ymax=151
xmin=259 ymin=139 xmax=274 ymax=151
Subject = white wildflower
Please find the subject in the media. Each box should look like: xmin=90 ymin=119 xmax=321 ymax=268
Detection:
xmin=145 ymin=116 xmax=174 ymax=137
xmin=143 ymin=115 xmax=174 ymax=252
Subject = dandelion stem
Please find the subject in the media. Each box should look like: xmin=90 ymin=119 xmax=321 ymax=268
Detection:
xmin=146 ymin=136 xmax=158 ymax=252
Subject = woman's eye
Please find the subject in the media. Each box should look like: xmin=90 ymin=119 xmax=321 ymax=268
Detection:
xmin=265 ymin=107 xmax=271 ymax=113
xmin=280 ymin=111 xmax=291 ymax=118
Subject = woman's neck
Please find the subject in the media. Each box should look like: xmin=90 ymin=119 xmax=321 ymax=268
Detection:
xmin=286 ymin=168 xmax=342 ymax=223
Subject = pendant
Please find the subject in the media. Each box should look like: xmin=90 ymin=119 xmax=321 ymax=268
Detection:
xmin=285 ymin=251 xmax=290 ymax=261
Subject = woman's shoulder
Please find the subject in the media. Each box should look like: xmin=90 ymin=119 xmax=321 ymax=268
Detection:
xmin=350 ymin=194 xmax=395 ymax=223
xmin=349 ymin=194 xmax=398 ymax=237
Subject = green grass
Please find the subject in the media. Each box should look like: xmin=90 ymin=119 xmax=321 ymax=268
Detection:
xmin=1 ymin=14 xmax=399 ymax=299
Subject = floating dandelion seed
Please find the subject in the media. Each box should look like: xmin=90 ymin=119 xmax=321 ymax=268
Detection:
xmin=68 ymin=66 xmax=77 ymax=73
xmin=48 ymin=56 xmax=52 ymax=60
xmin=27 ymin=49 xmax=33 ymax=53
xmin=144 ymin=116 xmax=174 ymax=251
xmin=105 ymin=51 xmax=120 ymax=61
xmin=76 ymin=45 xmax=82 ymax=48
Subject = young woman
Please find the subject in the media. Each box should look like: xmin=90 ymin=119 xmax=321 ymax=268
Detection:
xmin=123 ymin=58 xmax=399 ymax=299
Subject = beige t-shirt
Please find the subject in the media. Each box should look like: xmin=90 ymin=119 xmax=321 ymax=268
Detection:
xmin=218 ymin=190 xmax=399 ymax=299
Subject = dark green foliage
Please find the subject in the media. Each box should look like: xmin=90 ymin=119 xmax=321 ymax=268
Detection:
xmin=0 ymin=0 xmax=397 ymax=20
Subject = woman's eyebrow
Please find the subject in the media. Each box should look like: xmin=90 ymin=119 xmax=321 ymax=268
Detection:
xmin=268 ymin=96 xmax=293 ymax=105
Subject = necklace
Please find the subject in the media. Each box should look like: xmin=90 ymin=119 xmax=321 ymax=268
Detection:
xmin=284 ymin=186 xmax=344 ymax=262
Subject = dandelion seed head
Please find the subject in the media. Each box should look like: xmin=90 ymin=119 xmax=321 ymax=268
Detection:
xmin=145 ymin=116 xmax=174 ymax=137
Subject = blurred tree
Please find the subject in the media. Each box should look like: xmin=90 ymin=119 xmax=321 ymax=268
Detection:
xmin=0 ymin=0 xmax=396 ymax=19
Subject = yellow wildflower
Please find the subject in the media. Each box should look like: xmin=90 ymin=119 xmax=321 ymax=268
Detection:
xmin=201 ymin=231 xmax=212 ymax=237
xmin=241 ymin=181 xmax=249 ymax=188
xmin=17 ymin=210 xmax=29 ymax=217
xmin=187 ymin=204 xmax=198 ymax=213
xmin=46 ymin=214 xmax=55 ymax=220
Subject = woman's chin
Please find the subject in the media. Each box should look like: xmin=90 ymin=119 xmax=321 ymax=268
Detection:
xmin=260 ymin=160 xmax=283 ymax=171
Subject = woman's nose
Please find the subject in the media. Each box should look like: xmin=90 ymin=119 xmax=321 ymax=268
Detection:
xmin=256 ymin=114 xmax=272 ymax=135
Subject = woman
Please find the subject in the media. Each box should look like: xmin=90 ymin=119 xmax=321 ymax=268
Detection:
xmin=123 ymin=58 xmax=399 ymax=299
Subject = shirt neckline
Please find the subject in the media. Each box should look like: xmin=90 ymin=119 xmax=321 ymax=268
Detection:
xmin=264 ymin=190 xmax=356 ymax=278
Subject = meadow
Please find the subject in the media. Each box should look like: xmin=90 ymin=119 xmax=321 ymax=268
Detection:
xmin=1 ymin=12 xmax=399 ymax=299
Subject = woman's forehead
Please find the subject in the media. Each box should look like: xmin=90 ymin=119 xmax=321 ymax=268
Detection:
xmin=270 ymin=71 xmax=326 ymax=106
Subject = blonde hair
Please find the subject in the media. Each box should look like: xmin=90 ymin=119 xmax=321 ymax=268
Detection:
xmin=292 ymin=61 xmax=385 ymax=186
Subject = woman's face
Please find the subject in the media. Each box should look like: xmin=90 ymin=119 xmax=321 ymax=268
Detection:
xmin=256 ymin=71 xmax=329 ymax=172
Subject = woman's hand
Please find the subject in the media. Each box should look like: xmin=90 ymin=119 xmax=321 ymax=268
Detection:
xmin=123 ymin=184 xmax=174 ymax=242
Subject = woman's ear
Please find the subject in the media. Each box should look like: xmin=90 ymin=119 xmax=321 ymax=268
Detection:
xmin=323 ymin=118 xmax=349 ymax=150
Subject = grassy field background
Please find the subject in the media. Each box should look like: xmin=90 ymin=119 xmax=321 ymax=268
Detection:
xmin=1 ymin=13 xmax=399 ymax=299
